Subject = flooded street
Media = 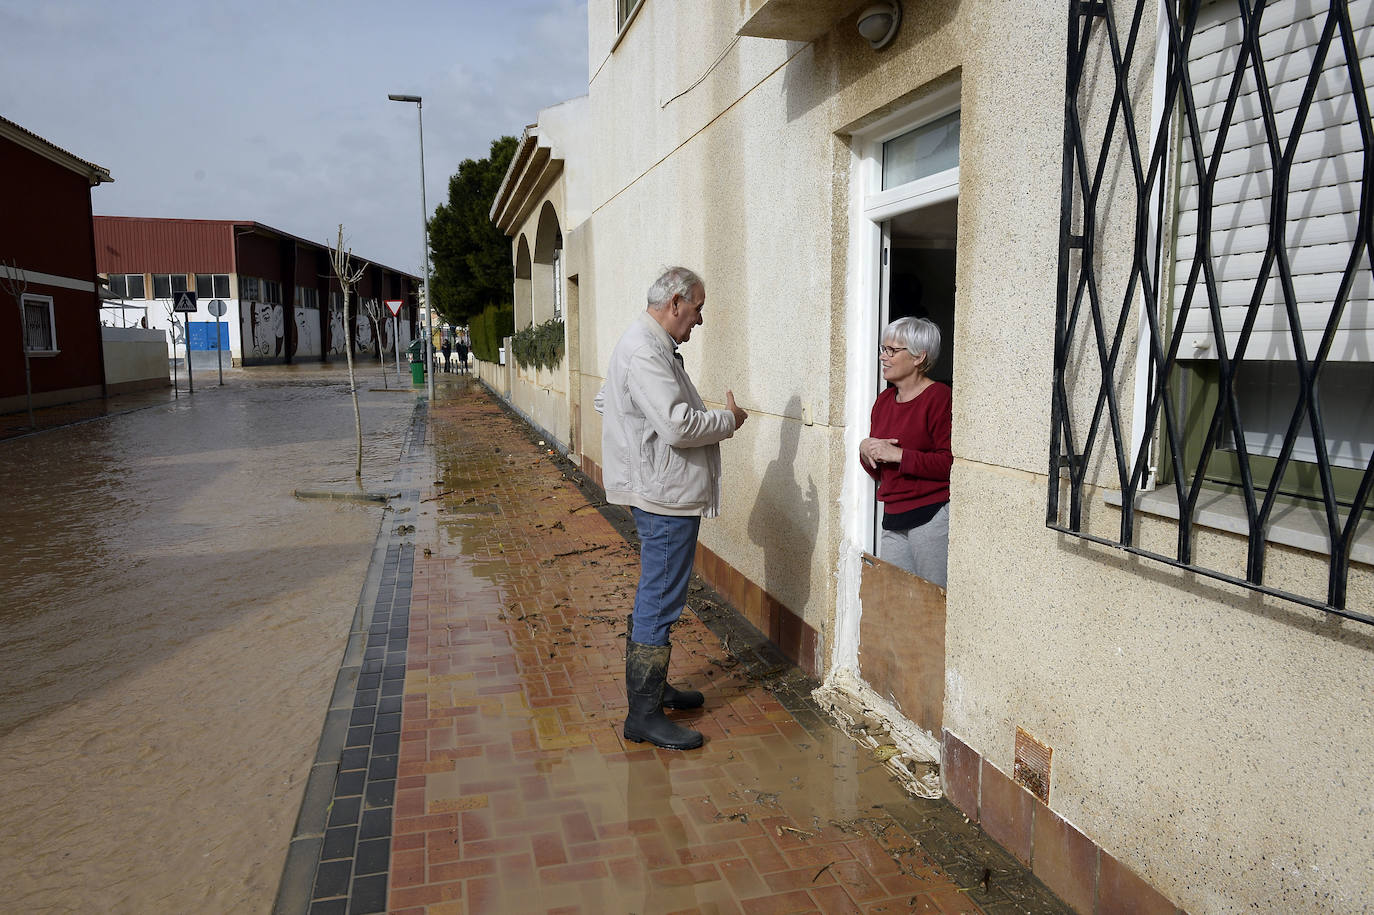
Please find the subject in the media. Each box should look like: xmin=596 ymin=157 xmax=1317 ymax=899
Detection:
xmin=0 ymin=364 xmax=418 ymax=913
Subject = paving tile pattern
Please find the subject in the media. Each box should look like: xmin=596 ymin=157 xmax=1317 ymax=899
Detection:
xmin=278 ymin=400 xmax=429 ymax=915
xmin=381 ymin=379 xmax=1073 ymax=915
xmin=307 ymin=540 xmax=413 ymax=914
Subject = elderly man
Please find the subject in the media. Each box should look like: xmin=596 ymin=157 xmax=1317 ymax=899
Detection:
xmin=595 ymin=266 xmax=747 ymax=750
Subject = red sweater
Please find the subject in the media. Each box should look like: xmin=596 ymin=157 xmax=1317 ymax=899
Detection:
xmin=864 ymin=382 xmax=953 ymax=512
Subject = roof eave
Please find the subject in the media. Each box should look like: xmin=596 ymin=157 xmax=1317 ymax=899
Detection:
xmin=0 ymin=116 xmax=114 ymax=186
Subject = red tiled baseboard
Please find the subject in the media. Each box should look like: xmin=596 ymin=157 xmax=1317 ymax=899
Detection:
xmin=692 ymin=542 xmax=821 ymax=679
xmin=579 ymin=455 xmax=603 ymax=489
xmin=941 ymin=730 xmax=1187 ymax=915
xmin=578 ymin=457 xmax=821 ymax=679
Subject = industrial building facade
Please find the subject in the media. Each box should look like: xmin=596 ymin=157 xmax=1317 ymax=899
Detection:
xmin=94 ymin=217 xmax=421 ymax=368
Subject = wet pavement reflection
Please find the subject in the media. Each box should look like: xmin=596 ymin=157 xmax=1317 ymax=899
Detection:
xmin=378 ymin=378 xmax=1070 ymax=915
xmin=0 ymin=363 xmax=419 ymax=913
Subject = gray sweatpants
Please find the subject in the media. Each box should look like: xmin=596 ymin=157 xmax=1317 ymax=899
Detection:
xmin=879 ymin=503 xmax=949 ymax=589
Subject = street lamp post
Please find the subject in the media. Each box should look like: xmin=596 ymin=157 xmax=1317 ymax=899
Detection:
xmin=388 ymin=92 xmax=435 ymax=401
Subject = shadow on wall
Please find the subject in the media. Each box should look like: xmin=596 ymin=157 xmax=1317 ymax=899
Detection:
xmin=747 ymin=395 xmax=820 ymax=620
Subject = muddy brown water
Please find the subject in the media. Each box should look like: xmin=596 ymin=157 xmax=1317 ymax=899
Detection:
xmin=0 ymin=364 xmax=416 ymax=913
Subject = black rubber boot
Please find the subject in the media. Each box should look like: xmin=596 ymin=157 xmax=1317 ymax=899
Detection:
xmin=623 ymin=641 xmax=703 ymax=750
xmin=626 ymin=615 xmax=703 ymax=709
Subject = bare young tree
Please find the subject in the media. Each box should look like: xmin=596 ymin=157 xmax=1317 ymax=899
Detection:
xmin=0 ymin=260 xmax=35 ymax=428
xmin=361 ymin=296 xmax=389 ymax=388
xmin=329 ymin=225 xmax=370 ymax=482
xmin=164 ymin=302 xmax=183 ymax=396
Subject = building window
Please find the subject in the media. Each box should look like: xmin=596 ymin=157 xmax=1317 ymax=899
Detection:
xmin=108 ymin=273 xmax=146 ymax=299
xmin=296 ymin=286 xmax=319 ymax=309
xmin=242 ymin=276 xmax=261 ymax=303
xmin=881 ymin=111 xmax=960 ymax=191
xmin=1050 ymin=0 xmax=1374 ymax=620
xmin=22 ymin=294 xmax=57 ymax=352
xmin=262 ymin=279 xmax=282 ymax=304
xmin=617 ymin=0 xmax=642 ymax=30
xmin=1168 ymin=0 xmax=1373 ymax=509
xmin=552 ymin=242 xmax=564 ymax=321
xmin=152 ymin=273 xmax=188 ymax=299
xmin=196 ymin=274 xmax=230 ymax=298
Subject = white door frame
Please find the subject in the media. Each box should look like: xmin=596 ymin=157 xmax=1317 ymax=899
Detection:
xmin=833 ymin=82 xmax=962 ymax=675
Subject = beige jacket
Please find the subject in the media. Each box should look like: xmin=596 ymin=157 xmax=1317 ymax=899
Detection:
xmin=594 ymin=312 xmax=736 ymax=517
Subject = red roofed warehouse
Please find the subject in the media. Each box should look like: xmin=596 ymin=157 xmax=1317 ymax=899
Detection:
xmin=94 ymin=216 xmax=421 ymax=368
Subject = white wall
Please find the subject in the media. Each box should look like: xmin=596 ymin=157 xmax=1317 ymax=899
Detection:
xmin=101 ymin=325 xmax=169 ymax=390
xmin=121 ymin=298 xmax=244 ymax=364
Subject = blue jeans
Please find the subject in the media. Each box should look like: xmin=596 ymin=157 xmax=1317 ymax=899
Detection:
xmin=630 ymin=508 xmax=701 ymax=646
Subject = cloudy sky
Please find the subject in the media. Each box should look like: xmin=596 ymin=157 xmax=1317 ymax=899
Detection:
xmin=0 ymin=0 xmax=589 ymax=276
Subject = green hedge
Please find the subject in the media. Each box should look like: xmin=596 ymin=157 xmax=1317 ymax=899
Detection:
xmin=469 ymin=303 xmax=513 ymax=363
xmin=510 ymin=318 xmax=565 ymax=371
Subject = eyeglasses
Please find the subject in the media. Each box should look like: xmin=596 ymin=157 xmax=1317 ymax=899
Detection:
xmin=878 ymin=344 xmax=908 ymax=358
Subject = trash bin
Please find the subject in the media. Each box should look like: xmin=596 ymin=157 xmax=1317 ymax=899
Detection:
xmin=410 ymin=360 xmax=425 ymax=385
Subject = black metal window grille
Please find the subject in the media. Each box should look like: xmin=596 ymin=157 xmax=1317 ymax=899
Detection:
xmin=1050 ymin=0 xmax=1374 ymax=622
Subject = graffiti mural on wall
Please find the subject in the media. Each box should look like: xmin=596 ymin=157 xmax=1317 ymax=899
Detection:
xmin=292 ymin=305 xmax=322 ymax=358
xmin=327 ymin=306 xmax=347 ymax=355
xmin=354 ymin=313 xmax=375 ymax=356
xmin=376 ymin=316 xmax=394 ymax=355
xmin=241 ymin=302 xmax=284 ymax=359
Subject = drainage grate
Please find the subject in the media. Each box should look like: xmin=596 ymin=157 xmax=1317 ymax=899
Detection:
xmin=1014 ymin=727 xmax=1053 ymax=803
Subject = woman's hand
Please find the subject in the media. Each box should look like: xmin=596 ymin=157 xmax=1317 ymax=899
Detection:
xmin=860 ymin=437 xmax=902 ymax=468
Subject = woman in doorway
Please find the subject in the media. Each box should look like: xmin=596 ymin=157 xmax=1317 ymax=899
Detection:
xmin=859 ymin=316 xmax=953 ymax=588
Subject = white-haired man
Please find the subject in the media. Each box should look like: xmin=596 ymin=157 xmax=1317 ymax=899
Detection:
xmin=595 ymin=266 xmax=747 ymax=750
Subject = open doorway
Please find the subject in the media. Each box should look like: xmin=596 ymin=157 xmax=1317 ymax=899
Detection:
xmin=845 ymin=89 xmax=960 ymax=738
xmin=873 ymin=194 xmax=959 ymax=556
xmin=885 ymin=197 xmax=957 ymax=387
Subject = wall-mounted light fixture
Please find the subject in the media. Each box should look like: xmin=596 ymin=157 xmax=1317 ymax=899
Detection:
xmin=857 ymin=1 xmax=902 ymax=50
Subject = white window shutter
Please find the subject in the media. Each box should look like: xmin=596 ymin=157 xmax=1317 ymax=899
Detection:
xmin=1173 ymin=0 xmax=1374 ymax=362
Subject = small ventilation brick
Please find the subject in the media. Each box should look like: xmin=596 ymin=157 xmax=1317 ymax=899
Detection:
xmin=1013 ymin=727 xmax=1052 ymax=803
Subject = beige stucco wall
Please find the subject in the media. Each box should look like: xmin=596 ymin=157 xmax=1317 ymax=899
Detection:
xmin=509 ymin=359 xmax=571 ymax=448
xmin=948 ymin=462 xmax=1374 ymax=914
xmin=505 ymin=164 xmax=572 ymax=447
xmin=577 ymin=0 xmax=850 ymax=642
xmin=529 ymin=2 xmax=1374 ymax=911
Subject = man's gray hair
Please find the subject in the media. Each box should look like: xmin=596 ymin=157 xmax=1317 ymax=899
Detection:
xmin=647 ymin=266 xmax=703 ymax=309
xmin=884 ymin=316 xmax=942 ymax=373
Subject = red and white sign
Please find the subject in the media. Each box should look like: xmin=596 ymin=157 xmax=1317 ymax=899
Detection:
xmin=385 ymin=299 xmax=403 ymax=318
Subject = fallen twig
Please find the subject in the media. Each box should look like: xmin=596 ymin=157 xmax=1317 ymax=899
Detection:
xmin=551 ymin=544 xmax=609 ymax=558
xmin=811 ymin=863 xmax=834 ymax=883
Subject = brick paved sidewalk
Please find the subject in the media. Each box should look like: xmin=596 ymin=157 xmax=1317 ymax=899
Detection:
xmin=290 ymin=377 xmax=1071 ymax=915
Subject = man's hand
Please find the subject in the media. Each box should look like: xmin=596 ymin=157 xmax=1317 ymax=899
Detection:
xmin=726 ymin=390 xmax=748 ymax=429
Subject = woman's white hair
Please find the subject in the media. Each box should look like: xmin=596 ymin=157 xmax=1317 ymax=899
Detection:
xmin=647 ymin=266 xmax=703 ymax=309
xmin=883 ymin=316 xmax=942 ymax=373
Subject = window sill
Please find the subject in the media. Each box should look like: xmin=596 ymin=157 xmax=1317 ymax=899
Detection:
xmin=611 ymin=0 xmax=645 ymax=53
xmin=1102 ymin=486 xmax=1374 ymax=566
xmin=24 ymin=349 xmax=60 ymax=357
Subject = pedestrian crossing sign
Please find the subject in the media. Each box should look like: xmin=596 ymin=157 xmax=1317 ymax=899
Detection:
xmin=173 ymin=291 xmax=198 ymax=313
